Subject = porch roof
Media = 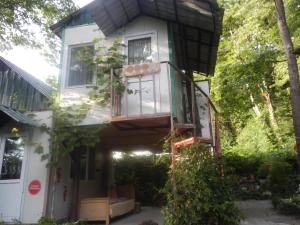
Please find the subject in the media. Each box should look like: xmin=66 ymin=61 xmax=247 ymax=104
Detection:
xmin=51 ymin=0 xmax=223 ymax=75
xmin=0 ymin=105 xmax=37 ymax=127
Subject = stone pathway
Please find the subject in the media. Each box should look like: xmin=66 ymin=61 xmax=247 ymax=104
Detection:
xmin=111 ymin=207 xmax=163 ymax=225
xmin=238 ymin=200 xmax=300 ymax=225
xmin=107 ymin=201 xmax=300 ymax=225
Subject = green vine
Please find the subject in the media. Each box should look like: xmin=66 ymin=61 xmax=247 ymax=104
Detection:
xmin=88 ymin=38 xmax=126 ymax=105
xmin=10 ymin=39 xmax=127 ymax=167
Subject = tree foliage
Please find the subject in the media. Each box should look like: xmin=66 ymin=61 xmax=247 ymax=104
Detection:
xmin=211 ymin=0 xmax=300 ymax=154
xmin=0 ymin=0 xmax=77 ymax=65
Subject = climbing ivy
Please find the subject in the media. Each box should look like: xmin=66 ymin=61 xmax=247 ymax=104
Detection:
xmin=11 ymin=39 xmax=126 ymax=167
xmin=88 ymin=38 xmax=126 ymax=105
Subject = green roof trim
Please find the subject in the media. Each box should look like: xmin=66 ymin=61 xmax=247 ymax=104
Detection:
xmin=0 ymin=105 xmax=37 ymax=126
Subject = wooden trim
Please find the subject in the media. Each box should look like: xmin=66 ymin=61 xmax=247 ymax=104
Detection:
xmin=111 ymin=113 xmax=171 ymax=122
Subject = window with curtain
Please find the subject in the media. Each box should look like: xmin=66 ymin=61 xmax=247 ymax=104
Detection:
xmin=128 ymin=37 xmax=152 ymax=65
xmin=68 ymin=45 xmax=94 ymax=86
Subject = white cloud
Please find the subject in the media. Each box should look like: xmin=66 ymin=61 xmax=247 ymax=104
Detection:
xmin=0 ymin=47 xmax=59 ymax=82
xmin=73 ymin=0 xmax=93 ymax=7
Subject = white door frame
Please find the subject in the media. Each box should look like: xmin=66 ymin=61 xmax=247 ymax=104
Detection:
xmin=0 ymin=133 xmax=28 ymax=221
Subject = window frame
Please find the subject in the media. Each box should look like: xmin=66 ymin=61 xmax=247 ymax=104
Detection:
xmin=0 ymin=135 xmax=27 ymax=184
xmin=65 ymin=43 xmax=96 ymax=88
xmin=123 ymin=31 xmax=158 ymax=65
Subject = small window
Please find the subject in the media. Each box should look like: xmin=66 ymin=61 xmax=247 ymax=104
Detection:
xmin=68 ymin=45 xmax=94 ymax=86
xmin=128 ymin=37 xmax=152 ymax=65
xmin=70 ymin=148 xmax=95 ymax=180
xmin=0 ymin=137 xmax=24 ymax=180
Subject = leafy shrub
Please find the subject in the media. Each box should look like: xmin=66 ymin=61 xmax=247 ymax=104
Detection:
xmin=272 ymin=193 xmax=300 ymax=215
xmin=162 ymin=143 xmax=241 ymax=225
xmin=223 ymin=148 xmax=299 ymax=199
xmin=113 ymin=154 xmax=169 ymax=206
xmin=259 ymin=160 xmax=298 ymax=197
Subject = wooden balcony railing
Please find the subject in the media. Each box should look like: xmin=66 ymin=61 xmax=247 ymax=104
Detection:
xmin=110 ymin=61 xmax=221 ymax=155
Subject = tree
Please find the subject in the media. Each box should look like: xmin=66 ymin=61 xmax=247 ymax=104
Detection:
xmin=274 ymin=0 xmax=300 ymax=171
xmin=212 ymin=0 xmax=299 ymax=155
xmin=0 ymin=0 xmax=77 ymax=65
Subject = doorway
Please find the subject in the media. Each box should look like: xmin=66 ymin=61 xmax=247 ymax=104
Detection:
xmin=0 ymin=136 xmax=26 ymax=221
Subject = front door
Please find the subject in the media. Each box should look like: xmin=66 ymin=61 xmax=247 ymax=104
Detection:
xmin=0 ymin=136 xmax=26 ymax=222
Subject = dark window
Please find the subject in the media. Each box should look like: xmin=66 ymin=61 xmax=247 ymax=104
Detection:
xmin=0 ymin=137 xmax=24 ymax=180
xmin=71 ymin=148 xmax=95 ymax=180
xmin=128 ymin=37 xmax=152 ymax=65
xmin=68 ymin=45 xmax=94 ymax=86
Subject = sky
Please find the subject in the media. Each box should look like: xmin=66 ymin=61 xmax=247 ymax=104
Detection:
xmin=0 ymin=0 xmax=93 ymax=83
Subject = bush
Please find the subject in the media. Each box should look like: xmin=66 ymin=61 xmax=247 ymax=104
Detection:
xmin=259 ymin=160 xmax=298 ymax=197
xmin=162 ymin=144 xmax=241 ymax=225
xmin=113 ymin=154 xmax=169 ymax=206
xmin=272 ymin=193 xmax=300 ymax=215
xmin=222 ymin=148 xmax=299 ymax=200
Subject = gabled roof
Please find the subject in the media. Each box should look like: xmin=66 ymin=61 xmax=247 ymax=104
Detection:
xmin=51 ymin=0 xmax=223 ymax=75
xmin=0 ymin=56 xmax=52 ymax=99
xmin=0 ymin=105 xmax=37 ymax=126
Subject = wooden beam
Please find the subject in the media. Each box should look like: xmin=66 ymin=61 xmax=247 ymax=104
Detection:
xmin=154 ymin=0 xmax=160 ymax=17
xmin=173 ymin=0 xmax=179 ymax=21
xmin=118 ymin=0 xmax=130 ymax=21
xmin=136 ymin=0 xmax=143 ymax=14
xmin=103 ymin=3 xmax=118 ymax=28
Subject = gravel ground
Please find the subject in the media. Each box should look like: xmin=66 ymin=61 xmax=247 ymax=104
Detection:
xmin=106 ymin=200 xmax=300 ymax=225
xmin=237 ymin=200 xmax=300 ymax=225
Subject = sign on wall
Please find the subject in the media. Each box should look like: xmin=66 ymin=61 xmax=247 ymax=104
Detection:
xmin=28 ymin=180 xmax=41 ymax=195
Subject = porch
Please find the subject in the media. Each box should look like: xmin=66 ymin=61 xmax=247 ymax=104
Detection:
xmin=110 ymin=61 xmax=221 ymax=152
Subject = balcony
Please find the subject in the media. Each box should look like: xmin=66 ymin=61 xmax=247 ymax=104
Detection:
xmin=110 ymin=61 xmax=220 ymax=151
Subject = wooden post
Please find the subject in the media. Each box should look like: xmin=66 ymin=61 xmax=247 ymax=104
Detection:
xmin=171 ymin=143 xmax=177 ymax=191
xmin=214 ymin=113 xmax=224 ymax=176
xmin=191 ymin=81 xmax=196 ymax=137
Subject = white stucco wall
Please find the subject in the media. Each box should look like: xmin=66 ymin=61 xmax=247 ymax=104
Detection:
xmin=60 ymin=16 xmax=170 ymax=125
xmin=0 ymin=111 xmax=52 ymax=224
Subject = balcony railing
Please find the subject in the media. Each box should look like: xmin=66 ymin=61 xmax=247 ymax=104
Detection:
xmin=110 ymin=61 xmax=221 ymax=154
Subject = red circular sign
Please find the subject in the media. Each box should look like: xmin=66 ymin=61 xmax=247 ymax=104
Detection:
xmin=28 ymin=180 xmax=41 ymax=195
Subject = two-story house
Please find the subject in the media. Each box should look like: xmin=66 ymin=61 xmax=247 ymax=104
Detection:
xmin=0 ymin=0 xmax=223 ymax=224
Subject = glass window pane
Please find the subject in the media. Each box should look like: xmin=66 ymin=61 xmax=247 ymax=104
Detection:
xmin=0 ymin=137 xmax=24 ymax=180
xmin=128 ymin=37 xmax=152 ymax=65
xmin=68 ymin=45 xmax=94 ymax=86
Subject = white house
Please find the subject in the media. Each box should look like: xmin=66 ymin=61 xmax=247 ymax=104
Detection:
xmin=0 ymin=0 xmax=223 ymax=224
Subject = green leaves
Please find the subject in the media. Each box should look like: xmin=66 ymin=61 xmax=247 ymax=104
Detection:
xmin=211 ymin=0 xmax=299 ymax=152
xmin=163 ymin=143 xmax=241 ymax=225
xmin=0 ymin=0 xmax=77 ymax=63
xmin=87 ymin=39 xmax=126 ymax=105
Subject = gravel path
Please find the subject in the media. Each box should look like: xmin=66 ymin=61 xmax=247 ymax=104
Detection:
xmin=237 ymin=200 xmax=300 ymax=225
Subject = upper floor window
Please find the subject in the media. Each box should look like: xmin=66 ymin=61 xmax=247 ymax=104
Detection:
xmin=67 ymin=44 xmax=94 ymax=87
xmin=128 ymin=37 xmax=152 ymax=65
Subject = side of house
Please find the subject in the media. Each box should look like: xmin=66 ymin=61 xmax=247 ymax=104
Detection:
xmin=0 ymin=57 xmax=52 ymax=223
